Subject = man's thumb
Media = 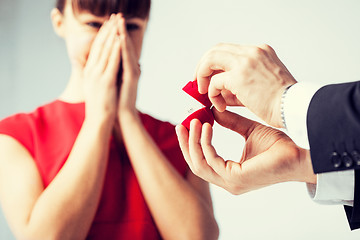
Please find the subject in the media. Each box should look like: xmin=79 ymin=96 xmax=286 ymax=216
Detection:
xmin=212 ymin=108 xmax=258 ymax=139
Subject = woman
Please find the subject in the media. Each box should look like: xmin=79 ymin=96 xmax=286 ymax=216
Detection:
xmin=0 ymin=0 xmax=219 ymax=239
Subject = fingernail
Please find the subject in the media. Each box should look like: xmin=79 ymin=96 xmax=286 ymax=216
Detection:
xmin=190 ymin=119 xmax=196 ymax=127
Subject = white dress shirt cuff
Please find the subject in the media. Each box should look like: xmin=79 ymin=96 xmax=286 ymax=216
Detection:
xmin=283 ymin=82 xmax=355 ymax=206
xmin=307 ymin=170 xmax=354 ymax=206
xmin=283 ymin=82 xmax=321 ymax=149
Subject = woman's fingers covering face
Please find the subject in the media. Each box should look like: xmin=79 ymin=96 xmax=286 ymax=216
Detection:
xmin=103 ymin=34 xmax=121 ymax=86
xmin=118 ymin=15 xmax=140 ymax=82
xmin=119 ymin=19 xmax=131 ymax=77
xmin=97 ymin=18 xmax=120 ymax=73
xmin=86 ymin=15 xmax=115 ymax=68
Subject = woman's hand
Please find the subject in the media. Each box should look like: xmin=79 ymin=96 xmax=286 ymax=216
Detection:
xmin=82 ymin=14 xmax=122 ymax=125
xmin=117 ymin=15 xmax=141 ymax=118
xmin=176 ymin=109 xmax=317 ymax=195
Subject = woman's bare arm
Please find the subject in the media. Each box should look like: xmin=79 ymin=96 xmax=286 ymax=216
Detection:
xmin=0 ymin=15 xmax=123 ymax=240
xmin=0 ymin=119 xmax=112 ymax=240
xmin=119 ymin=112 xmax=219 ymax=240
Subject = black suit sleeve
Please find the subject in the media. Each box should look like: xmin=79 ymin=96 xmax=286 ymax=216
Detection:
xmin=307 ymin=81 xmax=360 ymax=230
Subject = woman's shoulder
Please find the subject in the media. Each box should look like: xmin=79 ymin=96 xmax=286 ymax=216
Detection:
xmin=0 ymin=100 xmax=55 ymax=130
xmin=0 ymin=100 xmax=71 ymax=128
xmin=0 ymin=100 xmax=84 ymax=125
xmin=0 ymin=100 xmax=85 ymax=155
xmin=0 ymin=101 xmax=56 ymax=156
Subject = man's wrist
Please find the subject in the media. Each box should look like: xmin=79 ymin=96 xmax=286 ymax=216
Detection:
xmin=280 ymin=84 xmax=295 ymax=129
xmin=282 ymin=82 xmax=323 ymax=148
xmin=299 ymin=148 xmax=317 ymax=184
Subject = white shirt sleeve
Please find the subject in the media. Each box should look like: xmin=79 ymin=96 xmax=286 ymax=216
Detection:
xmin=283 ymin=82 xmax=354 ymax=206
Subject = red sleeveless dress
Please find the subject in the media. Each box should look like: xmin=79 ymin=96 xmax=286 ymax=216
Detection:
xmin=0 ymin=100 xmax=188 ymax=239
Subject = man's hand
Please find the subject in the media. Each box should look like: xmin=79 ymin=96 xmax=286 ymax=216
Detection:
xmin=176 ymin=109 xmax=316 ymax=195
xmin=195 ymin=43 xmax=296 ymax=128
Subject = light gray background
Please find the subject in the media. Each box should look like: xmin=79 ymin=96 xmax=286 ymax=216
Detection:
xmin=1 ymin=0 xmax=360 ymax=239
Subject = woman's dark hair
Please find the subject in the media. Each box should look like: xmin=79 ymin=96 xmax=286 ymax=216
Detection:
xmin=56 ymin=0 xmax=151 ymax=19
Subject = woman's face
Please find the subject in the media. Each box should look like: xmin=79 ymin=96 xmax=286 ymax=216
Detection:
xmin=55 ymin=2 xmax=148 ymax=68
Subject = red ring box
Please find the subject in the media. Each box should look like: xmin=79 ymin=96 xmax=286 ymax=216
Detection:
xmin=181 ymin=81 xmax=214 ymax=130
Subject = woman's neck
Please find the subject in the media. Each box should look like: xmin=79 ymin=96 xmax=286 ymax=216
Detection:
xmin=58 ymin=70 xmax=85 ymax=103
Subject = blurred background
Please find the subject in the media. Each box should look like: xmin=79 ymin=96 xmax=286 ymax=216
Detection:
xmin=1 ymin=0 xmax=360 ymax=239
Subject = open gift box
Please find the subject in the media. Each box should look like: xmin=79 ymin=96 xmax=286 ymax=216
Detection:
xmin=181 ymin=80 xmax=214 ymax=130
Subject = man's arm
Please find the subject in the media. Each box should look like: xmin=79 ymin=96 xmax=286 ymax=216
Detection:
xmin=284 ymin=82 xmax=355 ymax=206
xmin=306 ymin=81 xmax=360 ymax=229
xmin=307 ymin=82 xmax=360 ymax=173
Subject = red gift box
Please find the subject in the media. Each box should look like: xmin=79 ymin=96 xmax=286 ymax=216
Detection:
xmin=181 ymin=80 xmax=214 ymax=130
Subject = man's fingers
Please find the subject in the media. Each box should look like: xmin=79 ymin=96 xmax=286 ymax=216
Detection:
xmin=212 ymin=109 xmax=258 ymax=139
xmin=196 ymin=49 xmax=234 ymax=94
xmin=220 ymin=89 xmax=243 ymax=106
xmin=208 ymin=71 xmax=235 ymax=112
xmin=258 ymin=44 xmax=275 ymax=54
xmin=176 ymin=123 xmax=223 ymax=184
xmin=188 ymin=120 xmax=207 ymax=172
xmin=200 ymin=123 xmax=227 ymax=176
xmin=175 ymin=124 xmax=192 ymax=167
